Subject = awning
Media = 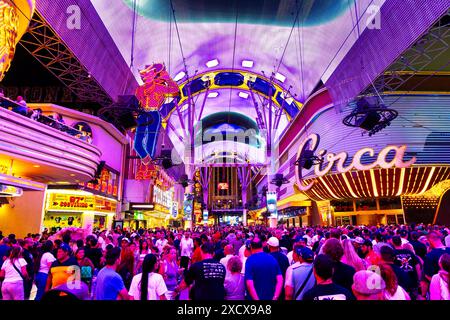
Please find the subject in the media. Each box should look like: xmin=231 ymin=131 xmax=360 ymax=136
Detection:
xmin=0 ymin=174 xmax=46 ymax=191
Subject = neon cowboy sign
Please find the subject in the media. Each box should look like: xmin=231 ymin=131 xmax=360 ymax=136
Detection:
xmin=295 ymin=133 xmax=416 ymax=191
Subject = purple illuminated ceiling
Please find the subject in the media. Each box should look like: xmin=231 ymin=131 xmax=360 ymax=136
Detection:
xmin=90 ymin=0 xmax=387 ymax=160
xmin=91 ymin=0 xmax=386 ymax=102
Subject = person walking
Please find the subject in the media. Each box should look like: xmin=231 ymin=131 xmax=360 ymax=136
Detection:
xmin=95 ymin=248 xmax=129 ymax=300
xmin=34 ymin=240 xmax=56 ymax=300
xmin=129 ymin=254 xmax=167 ymax=300
xmin=0 ymin=246 xmax=29 ymax=300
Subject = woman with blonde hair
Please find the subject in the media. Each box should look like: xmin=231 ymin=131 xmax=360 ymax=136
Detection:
xmin=341 ymin=239 xmax=367 ymax=272
xmin=0 ymin=245 xmax=29 ymax=300
xmin=378 ymin=263 xmax=410 ymax=300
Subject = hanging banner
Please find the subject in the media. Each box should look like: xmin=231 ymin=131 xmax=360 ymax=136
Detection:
xmin=203 ymin=209 xmax=209 ymax=223
xmin=183 ymin=193 xmax=194 ymax=221
xmin=266 ymin=191 xmax=278 ymax=219
xmin=171 ymin=201 xmax=179 ymax=218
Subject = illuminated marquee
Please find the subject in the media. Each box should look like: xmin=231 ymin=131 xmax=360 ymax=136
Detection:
xmin=0 ymin=0 xmax=35 ymax=81
xmin=48 ymin=194 xmax=95 ymax=211
xmin=295 ymin=133 xmax=417 ymax=192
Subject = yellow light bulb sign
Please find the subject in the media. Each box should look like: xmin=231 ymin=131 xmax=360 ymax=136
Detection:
xmin=0 ymin=0 xmax=35 ymax=81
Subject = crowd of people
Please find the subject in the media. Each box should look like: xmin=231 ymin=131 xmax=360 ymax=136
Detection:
xmin=0 ymin=89 xmax=92 ymax=141
xmin=0 ymin=223 xmax=449 ymax=301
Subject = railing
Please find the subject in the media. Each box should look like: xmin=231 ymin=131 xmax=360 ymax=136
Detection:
xmin=0 ymin=96 xmax=90 ymax=142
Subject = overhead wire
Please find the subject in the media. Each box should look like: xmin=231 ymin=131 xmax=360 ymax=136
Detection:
xmin=228 ymin=1 xmax=239 ymax=137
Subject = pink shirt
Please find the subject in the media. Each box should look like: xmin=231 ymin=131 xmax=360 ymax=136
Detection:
xmin=429 ymin=271 xmax=449 ymax=300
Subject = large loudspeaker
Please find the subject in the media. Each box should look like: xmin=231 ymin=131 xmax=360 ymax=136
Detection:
xmin=274 ymin=174 xmax=284 ymax=187
xmin=160 ymin=149 xmax=173 ymax=169
xmin=179 ymin=174 xmax=189 ymax=188
xmin=300 ymin=150 xmax=315 ymax=170
xmin=357 ymin=110 xmax=381 ymax=131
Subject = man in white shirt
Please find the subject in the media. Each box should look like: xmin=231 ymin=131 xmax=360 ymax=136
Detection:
xmin=179 ymin=231 xmax=194 ymax=272
xmin=303 ymin=229 xmax=313 ymax=248
xmin=155 ymin=232 xmax=168 ymax=255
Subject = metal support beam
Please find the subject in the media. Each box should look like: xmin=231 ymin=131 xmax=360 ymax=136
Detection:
xmin=18 ymin=11 xmax=113 ymax=107
xmin=361 ymin=10 xmax=450 ymax=97
xmin=237 ymin=165 xmax=252 ymax=226
xmin=197 ymin=88 xmax=210 ymax=121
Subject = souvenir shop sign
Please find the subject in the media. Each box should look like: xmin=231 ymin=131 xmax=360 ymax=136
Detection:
xmin=47 ymin=194 xmax=95 ymax=211
xmin=95 ymin=197 xmax=117 ymax=213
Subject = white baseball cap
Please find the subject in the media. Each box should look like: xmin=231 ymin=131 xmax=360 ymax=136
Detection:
xmin=267 ymin=236 xmax=279 ymax=247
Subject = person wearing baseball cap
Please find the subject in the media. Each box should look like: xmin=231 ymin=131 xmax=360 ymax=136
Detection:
xmin=266 ymin=236 xmax=289 ymax=300
xmin=351 ymin=270 xmax=386 ymax=300
xmin=45 ymin=243 xmax=79 ymax=292
xmin=285 ymin=244 xmax=315 ymax=300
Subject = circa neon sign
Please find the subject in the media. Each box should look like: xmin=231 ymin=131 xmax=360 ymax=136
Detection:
xmin=295 ymin=133 xmax=416 ymax=191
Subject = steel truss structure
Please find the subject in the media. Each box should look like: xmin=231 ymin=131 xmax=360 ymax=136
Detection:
xmin=362 ymin=9 xmax=450 ymax=96
xmin=18 ymin=11 xmax=113 ymax=107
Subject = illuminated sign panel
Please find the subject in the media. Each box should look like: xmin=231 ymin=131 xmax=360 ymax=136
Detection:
xmin=266 ymin=191 xmax=278 ymax=219
xmin=296 ymin=133 xmax=416 ymax=192
xmin=284 ymin=96 xmax=450 ymax=200
xmin=0 ymin=184 xmax=23 ymax=197
xmin=171 ymin=202 xmax=179 ymax=218
xmin=48 ymin=194 xmax=95 ymax=211
xmin=153 ymin=185 xmax=174 ymax=209
xmin=47 ymin=193 xmax=117 ymax=213
xmin=183 ymin=193 xmax=194 ymax=221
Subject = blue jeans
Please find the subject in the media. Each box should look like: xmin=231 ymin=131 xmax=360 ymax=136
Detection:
xmin=34 ymin=272 xmax=48 ymax=300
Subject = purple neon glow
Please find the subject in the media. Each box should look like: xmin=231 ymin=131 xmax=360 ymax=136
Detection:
xmin=91 ymin=0 xmax=386 ymax=102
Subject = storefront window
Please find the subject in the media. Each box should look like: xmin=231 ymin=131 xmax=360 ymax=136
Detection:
xmin=379 ymin=197 xmax=402 ymax=210
xmin=356 ymin=199 xmax=377 ymax=211
xmin=43 ymin=213 xmax=82 ymax=231
xmin=331 ymin=200 xmax=354 ymax=212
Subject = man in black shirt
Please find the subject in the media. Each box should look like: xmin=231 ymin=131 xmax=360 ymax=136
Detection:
xmin=380 ymin=245 xmax=412 ymax=292
xmin=409 ymin=232 xmax=427 ymax=261
xmin=178 ymin=242 xmax=226 ymax=300
xmin=84 ymin=237 xmax=103 ymax=270
xmin=391 ymin=236 xmax=421 ymax=299
xmin=303 ymin=254 xmax=354 ymax=300
xmin=22 ymin=238 xmax=35 ymax=299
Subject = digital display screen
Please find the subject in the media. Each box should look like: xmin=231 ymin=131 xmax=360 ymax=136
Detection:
xmin=218 ymin=182 xmax=229 ymax=190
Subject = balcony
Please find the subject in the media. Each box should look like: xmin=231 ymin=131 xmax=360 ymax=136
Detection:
xmin=0 ymin=97 xmax=102 ymax=184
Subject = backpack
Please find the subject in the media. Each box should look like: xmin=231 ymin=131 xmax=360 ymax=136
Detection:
xmin=80 ymin=266 xmax=92 ymax=280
